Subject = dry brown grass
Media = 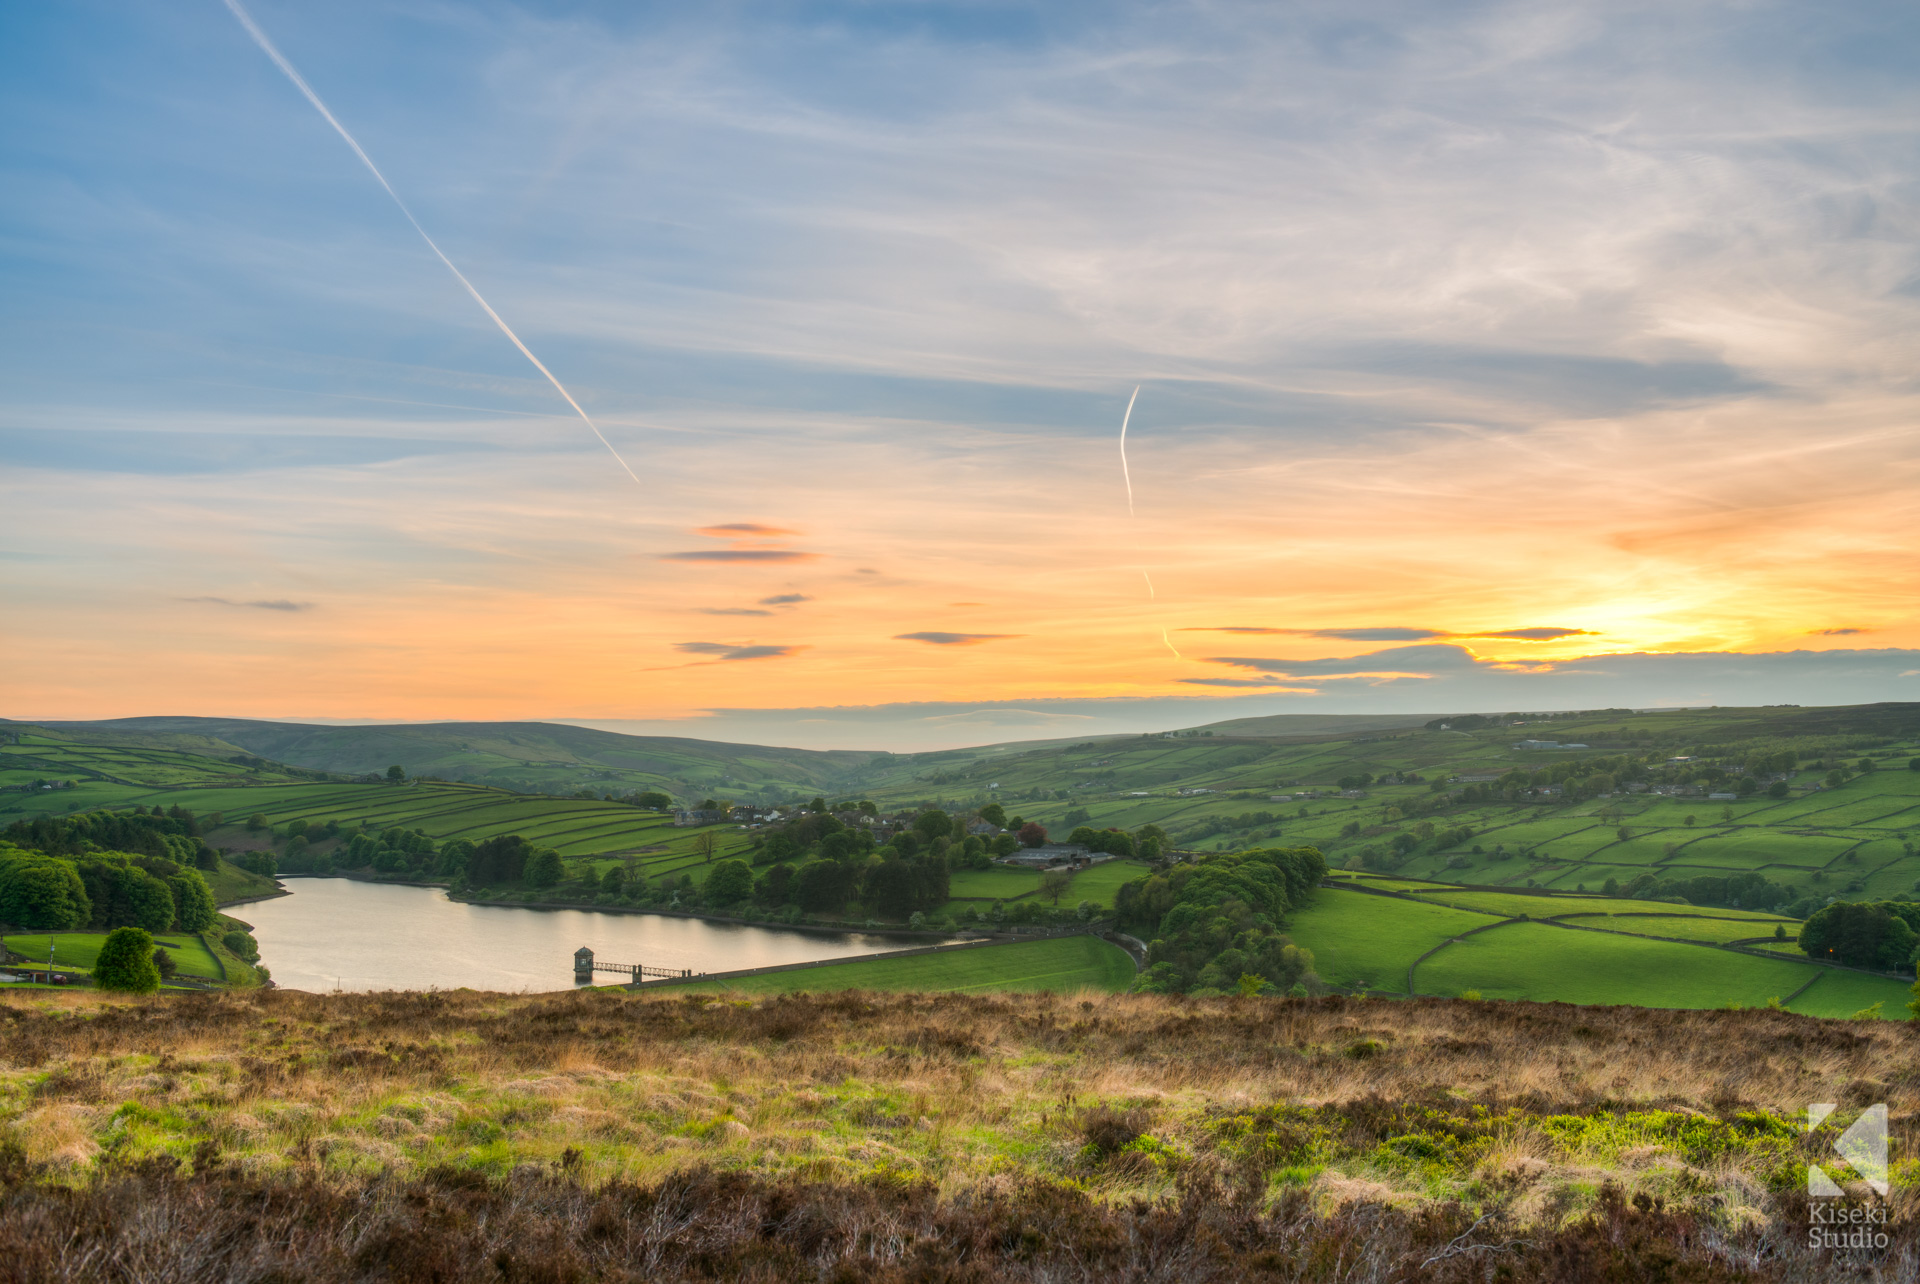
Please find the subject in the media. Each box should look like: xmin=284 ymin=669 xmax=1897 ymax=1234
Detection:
xmin=0 ymin=987 xmax=1912 ymax=1280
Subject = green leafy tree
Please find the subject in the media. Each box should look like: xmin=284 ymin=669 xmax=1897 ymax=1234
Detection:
xmin=151 ymin=948 xmax=177 ymax=981
xmin=1799 ymin=900 xmax=1920 ymax=969
xmin=246 ymin=813 xmax=267 ymax=832
xmin=523 ymin=848 xmax=565 ymax=888
xmin=600 ymin=866 xmax=626 ymax=896
xmin=386 ymin=765 xmax=406 ymax=782
xmin=167 ymin=872 xmax=217 ymax=932
xmin=703 ymin=859 xmax=754 ymax=905
xmin=635 ymin=792 xmax=672 ymax=810
xmin=94 ymin=926 xmax=161 ymax=993
xmin=0 ymin=862 xmax=90 ymax=929
xmin=1040 ymin=870 xmax=1072 ymax=906
xmin=978 ymin=802 xmax=1007 ymax=828
xmin=913 ymin=810 xmax=953 ymax=841
xmin=221 ymin=929 xmax=260 ymax=962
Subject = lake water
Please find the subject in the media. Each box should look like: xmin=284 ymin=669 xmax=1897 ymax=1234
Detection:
xmin=238 ymin=879 xmax=936 ymax=993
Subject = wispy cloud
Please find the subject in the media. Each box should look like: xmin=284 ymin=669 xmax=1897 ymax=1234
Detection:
xmin=697 ymin=523 xmax=801 ymax=539
xmin=759 ymin=593 xmax=812 ymax=606
xmin=895 ymin=632 xmax=1021 ymax=646
xmin=659 ymin=550 xmax=820 ymax=563
xmin=674 ymin=642 xmax=804 ymax=661
xmin=699 ymin=607 xmax=771 ymax=616
xmin=1183 ymin=626 xmax=1596 ymax=642
xmin=1812 ymin=627 xmax=1867 ymax=636
xmin=183 ymin=596 xmax=314 ymax=612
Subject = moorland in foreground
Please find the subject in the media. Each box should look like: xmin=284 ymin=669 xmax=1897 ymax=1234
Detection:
xmin=0 ymin=986 xmax=1912 ymax=1281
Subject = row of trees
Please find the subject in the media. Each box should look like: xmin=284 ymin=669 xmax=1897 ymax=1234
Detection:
xmin=0 ymin=838 xmax=218 ymax=933
xmin=1117 ymin=846 xmax=1327 ymax=996
xmin=1798 ymin=900 xmax=1920 ymax=970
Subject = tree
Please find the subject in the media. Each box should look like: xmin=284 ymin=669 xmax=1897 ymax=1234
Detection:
xmin=222 ymin=929 xmax=260 ymax=962
xmin=1040 ymin=870 xmax=1072 ymax=906
xmin=94 ymin=926 xmax=161 ymax=993
xmin=913 ymin=810 xmax=953 ymax=842
xmin=703 ymin=859 xmax=754 ymax=906
xmin=1768 ymin=780 xmax=1790 ymax=799
xmin=979 ymin=802 xmax=1007 ymax=828
xmin=990 ymin=833 xmax=1020 ymax=859
xmin=386 ymin=765 xmax=406 ymax=782
xmin=0 ymin=864 xmax=90 ymax=929
xmin=601 ymin=866 xmax=626 ymax=896
xmin=246 ymin=814 xmax=267 ymax=832
xmin=693 ymin=831 xmax=719 ymax=864
xmin=151 ymin=948 xmax=177 ymax=981
xmin=635 ymin=792 xmax=672 ymax=810
xmin=168 ymin=872 xmax=217 ymax=932
xmin=468 ymin=834 xmax=532 ymax=884
xmin=1017 ymin=822 xmax=1047 ymax=848
xmin=524 ymin=848 xmax=564 ymax=887
xmin=1799 ymin=901 xmax=1920 ymax=969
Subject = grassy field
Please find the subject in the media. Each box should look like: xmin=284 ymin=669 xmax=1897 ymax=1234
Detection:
xmin=1413 ymin=921 xmax=1821 ymax=1007
xmin=656 ymin=935 xmax=1135 ymax=996
xmin=1555 ymin=913 xmax=1795 ymax=944
xmin=945 ymin=866 xmax=1044 ymax=900
xmin=0 ymin=987 xmax=1907 ymax=1279
xmin=3 ymin=930 xmax=223 ymax=981
xmin=1782 ymin=968 xmax=1919 ymax=1018
xmin=1282 ymin=887 xmax=1502 ymax=993
xmin=1291 ymin=875 xmax=1911 ymax=1016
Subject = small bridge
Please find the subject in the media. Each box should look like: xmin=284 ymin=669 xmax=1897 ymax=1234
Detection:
xmin=574 ymin=947 xmax=696 ymax=983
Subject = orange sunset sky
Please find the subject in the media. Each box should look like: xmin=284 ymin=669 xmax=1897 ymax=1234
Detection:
xmin=3 ymin=2 xmax=1918 ymax=749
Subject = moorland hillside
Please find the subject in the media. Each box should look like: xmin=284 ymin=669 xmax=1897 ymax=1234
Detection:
xmin=0 ymin=986 xmax=1911 ymax=1281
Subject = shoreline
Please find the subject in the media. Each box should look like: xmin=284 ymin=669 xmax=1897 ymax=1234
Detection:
xmin=274 ymin=872 xmax=1022 ymax=944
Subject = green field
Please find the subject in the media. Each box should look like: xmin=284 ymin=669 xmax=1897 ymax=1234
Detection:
xmin=1283 ymin=888 xmax=1501 ymax=994
xmin=1063 ymin=859 xmax=1152 ymax=908
xmin=656 ymin=935 xmax=1135 ymax=996
xmin=4 ymin=931 xmax=223 ymax=982
xmin=946 ymin=867 xmax=1044 ymax=900
xmin=1555 ymin=913 xmax=1793 ymax=945
xmin=1413 ymin=921 xmax=1820 ymax=1007
xmin=1781 ymin=969 xmax=1918 ymax=1019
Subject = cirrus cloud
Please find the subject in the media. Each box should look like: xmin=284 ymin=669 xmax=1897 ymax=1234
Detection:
xmin=1182 ymin=626 xmax=1596 ymax=642
xmin=659 ymin=550 xmax=821 ymax=563
xmin=674 ymin=641 xmax=805 ymax=661
xmin=894 ymin=631 xmax=1021 ymax=646
xmin=183 ymin=596 xmax=314 ymax=612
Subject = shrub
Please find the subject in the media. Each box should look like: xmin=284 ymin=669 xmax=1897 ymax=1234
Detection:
xmin=221 ymin=929 xmax=260 ymax=962
xmin=94 ymin=927 xmax=160 ymax=993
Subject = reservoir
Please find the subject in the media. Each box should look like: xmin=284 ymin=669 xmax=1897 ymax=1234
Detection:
xmin=239 ymin=878 xmax=935 ymax=993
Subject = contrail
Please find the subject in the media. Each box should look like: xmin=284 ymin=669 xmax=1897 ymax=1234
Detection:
xmin=1120 ymin=387 xmax=1179 ymax=660
xmin=1118 ymin=385 xmax=1139 ymax=517
xmin=221 ymin=0 xmax=643 ymax=488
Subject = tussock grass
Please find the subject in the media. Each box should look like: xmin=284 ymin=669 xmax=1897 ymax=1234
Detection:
xmin=0 ymin=987 xmax=1913 ymax=1279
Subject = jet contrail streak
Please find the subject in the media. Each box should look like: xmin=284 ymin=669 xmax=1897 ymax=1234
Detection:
xmin=1118 ymin=385 xmax=1140 ymax=517
xmin=221 ymin=0 xmax=643 ymax=488
xmin=1161 ymin=628 xmax=1182 ymax=660
xmin=1142 ymin=570 xmax=1156 ymax=599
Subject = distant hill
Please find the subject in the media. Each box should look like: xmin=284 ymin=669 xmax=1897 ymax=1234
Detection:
xmin=1180 ymin=712 xmax=1435 ymax=739
xmin=10 ymin=717 xmax=882 ymax=802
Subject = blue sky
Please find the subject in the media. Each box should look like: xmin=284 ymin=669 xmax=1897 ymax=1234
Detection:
xmin=4 ymin=1 xmax=1919 ymax=748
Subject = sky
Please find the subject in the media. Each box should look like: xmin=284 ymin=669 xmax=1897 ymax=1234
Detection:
xmin=3 ymin=0 xmax=1919 ymax=751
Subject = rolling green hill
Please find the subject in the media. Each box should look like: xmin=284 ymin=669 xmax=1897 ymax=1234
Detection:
xmin=1292 ymin=874 xmax=1915 ymax=1017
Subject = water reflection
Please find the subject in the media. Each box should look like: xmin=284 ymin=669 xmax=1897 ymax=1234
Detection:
xmin=240 ymin=879 xmax=935 ymax=993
